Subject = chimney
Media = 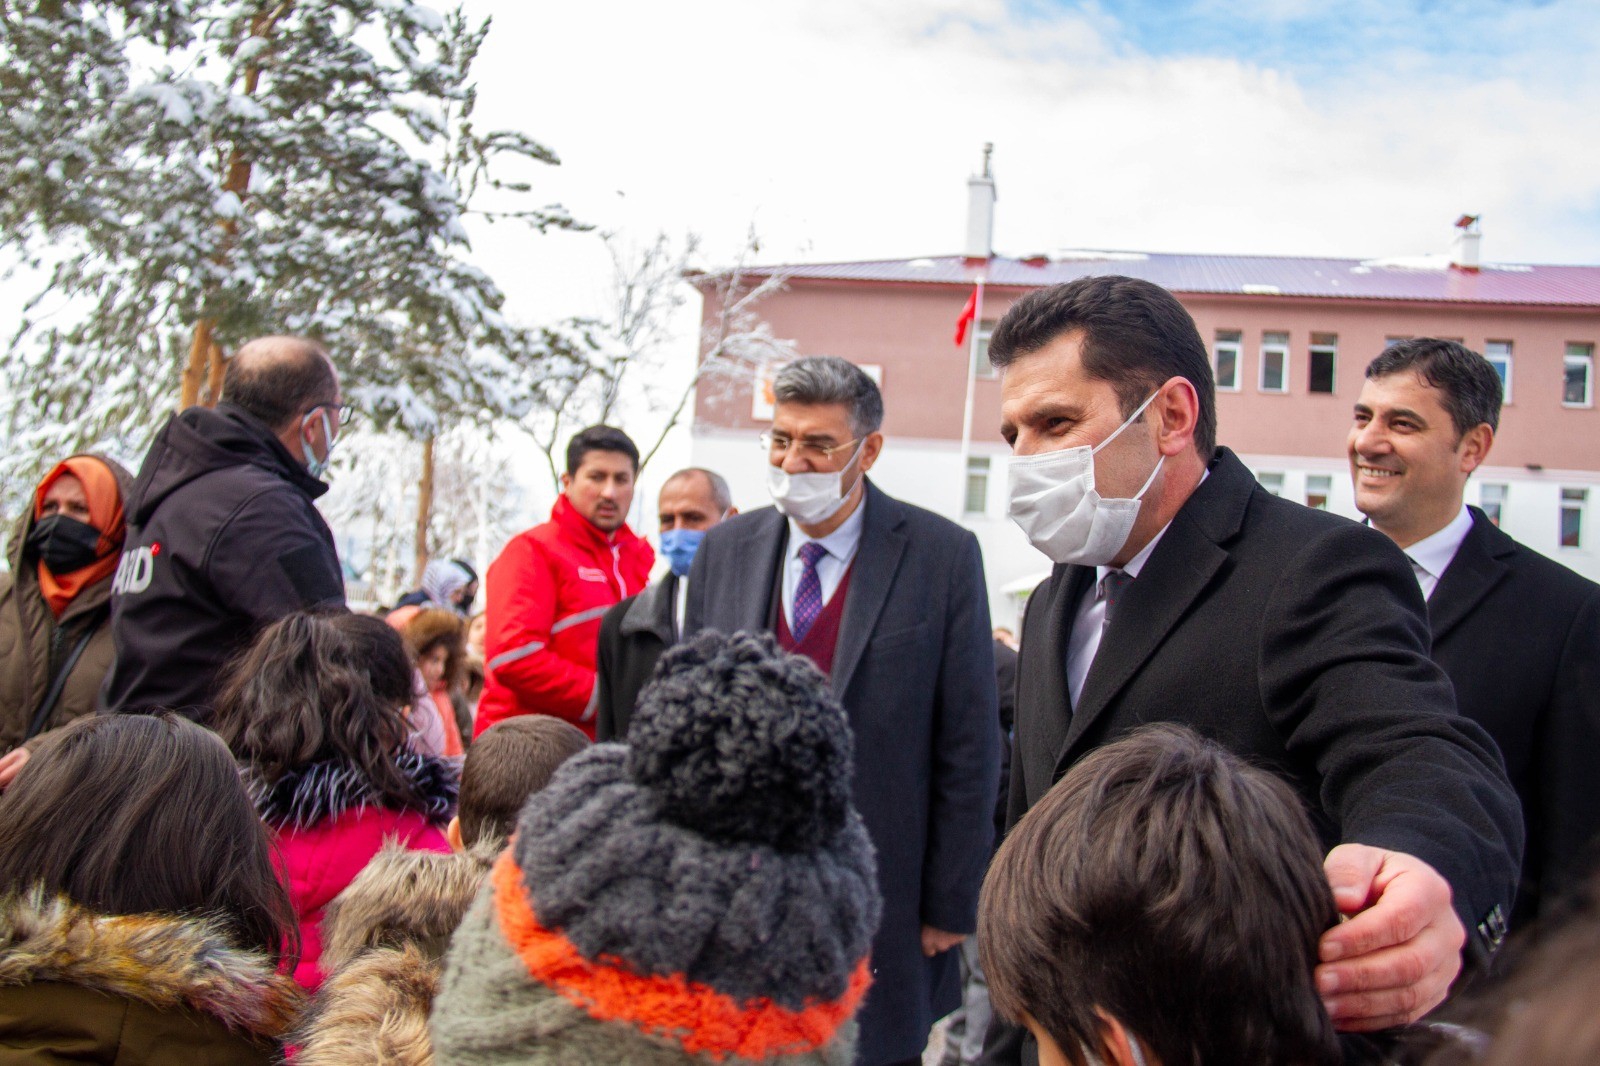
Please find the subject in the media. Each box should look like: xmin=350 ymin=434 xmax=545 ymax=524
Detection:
xmin=964 ymin=143 xmax=996 ymax=262
xmin=1451 ymin=214 xmax=1481 ymax=272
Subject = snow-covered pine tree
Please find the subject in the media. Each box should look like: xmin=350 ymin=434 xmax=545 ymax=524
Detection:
xmin=0 ymin=1 xmax=581 ymax=498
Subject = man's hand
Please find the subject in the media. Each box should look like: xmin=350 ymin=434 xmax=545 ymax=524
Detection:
xmin=1317 ymin=843 xmax=1465 ymax=1031
xmin=921 ymin=925 xmax=966 ymax=957
xmin=0 ymin=748 xmax=31 ymax=789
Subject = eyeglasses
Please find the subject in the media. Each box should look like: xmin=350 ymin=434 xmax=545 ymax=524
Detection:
xmin=759 ymin=431 xmax=860 ymax=462
xmin=306 ymin=402 xmax=357 ymax=429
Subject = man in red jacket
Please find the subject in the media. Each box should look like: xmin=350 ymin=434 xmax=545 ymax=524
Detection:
xmin=477 ymin=427 xmax=655 ymax=739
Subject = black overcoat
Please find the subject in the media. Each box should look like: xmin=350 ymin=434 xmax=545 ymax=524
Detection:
xmin=1428 ymin=506 xmax=1600 ymax=925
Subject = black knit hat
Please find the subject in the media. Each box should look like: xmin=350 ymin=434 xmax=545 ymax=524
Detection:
xmin=433 ymin=630 xmax=882 ymax=1064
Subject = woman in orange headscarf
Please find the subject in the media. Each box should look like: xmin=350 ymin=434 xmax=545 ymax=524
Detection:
xmin=0 ymin=455 xmax=134 ymax=784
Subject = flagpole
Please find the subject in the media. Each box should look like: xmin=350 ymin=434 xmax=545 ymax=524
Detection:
xmin=956 ymin=277 xmax=985 ymax=516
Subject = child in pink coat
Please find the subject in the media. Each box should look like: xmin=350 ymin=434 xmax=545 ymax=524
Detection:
xmin=214 ymin=611 xmax=456 ymax=990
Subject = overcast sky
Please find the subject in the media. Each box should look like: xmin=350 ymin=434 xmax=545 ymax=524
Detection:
xmin=458 ymin=0 xmax=1600 ymax=328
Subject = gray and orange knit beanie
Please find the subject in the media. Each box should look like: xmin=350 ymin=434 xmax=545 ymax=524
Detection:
xmin=431 ymin=630 xmax=882 ymax=1065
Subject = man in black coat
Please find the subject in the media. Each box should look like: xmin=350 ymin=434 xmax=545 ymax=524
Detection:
xmin=595 ymin=467 xmax=734 ymax=740
xmin=99 ymin=336 xmax=347 ymax=720
xmin=1350 ymin=338 xmax=1600 ymax=928
xmin=982 ymin=277 xmax=1522 ymax=1065
xmin=686 ymin=357 xmax=1000 ymax=1066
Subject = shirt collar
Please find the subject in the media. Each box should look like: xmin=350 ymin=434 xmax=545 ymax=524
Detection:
xmin=787 ymin=491 xmax=868 ymax=564
xmin=1405 ymin=504 xmax=1474 ymax=582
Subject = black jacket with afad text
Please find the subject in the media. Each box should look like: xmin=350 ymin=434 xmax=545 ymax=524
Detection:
xmin=99 ymin=403 xmax=345 ymax=719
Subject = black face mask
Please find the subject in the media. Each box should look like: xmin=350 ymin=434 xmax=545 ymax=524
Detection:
xmin=26 ymin=514 xmax=104 ymax=576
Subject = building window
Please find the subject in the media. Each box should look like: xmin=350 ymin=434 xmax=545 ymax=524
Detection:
xmin=1484 ymin=341 xmax=1513 ymax=403
xmin=1259 ymin=332 xmax=1289 ymax=393
xmin=971 ymin=322 xmax=997 ymax=379
xmin=1564 ymin=343 xmax=1593 ymax=407
xmin=1561 ymin=488 xmax=1587 ymax=548
xmin=1308 ymin=333 xmax=1337 ymax=394
xmin=1256 ymin=471 xmax=1285 ymax=496
xmin=965 ymin=457 xmax=990 ymax=515
xmin=1305 ymin=474 xmax=1332 ymax=510
xmin=1479 ymin=483 xmax=1507 ymax=527
xmin=1214 ymin=330 xmax=1242 ymax=391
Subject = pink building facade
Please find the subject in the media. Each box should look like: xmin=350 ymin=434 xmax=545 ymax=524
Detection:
xmin=690 ymin=250 xmax=1600 ymax=628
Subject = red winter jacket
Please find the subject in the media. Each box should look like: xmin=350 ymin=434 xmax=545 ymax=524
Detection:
xmin=477 ymin=496 xmax=654 ymax=739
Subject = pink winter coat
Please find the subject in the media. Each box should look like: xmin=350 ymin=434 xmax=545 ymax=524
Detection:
xmin=274 ymin=807 xmax=451 ymax=990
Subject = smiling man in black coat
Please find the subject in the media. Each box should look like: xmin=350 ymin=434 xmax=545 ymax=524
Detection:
xmin=981 ymin=277 xmax=1521 ymax=1066
xmin=1350 ymin=338 xmax=1600 ymax=929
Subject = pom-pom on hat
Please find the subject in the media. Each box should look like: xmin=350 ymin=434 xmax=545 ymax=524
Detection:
xmin=432 ymin=630 xmax=881 ymax=1065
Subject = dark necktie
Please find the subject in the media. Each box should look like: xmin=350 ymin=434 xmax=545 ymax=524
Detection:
xmin=793 ymin=542 xmax=828 ymax=641
xmin=1100 ymin=569 xmax=1133 ymax=632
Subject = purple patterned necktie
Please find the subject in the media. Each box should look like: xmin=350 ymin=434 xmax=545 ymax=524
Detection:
xmin=793 ymin=541 xmax=828 ymax=641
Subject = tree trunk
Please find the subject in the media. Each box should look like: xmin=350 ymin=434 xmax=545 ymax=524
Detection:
xmin=178 ymin=2 xmax=290 ymax=409
xmin=415 ymin=433 xmax=435 ymax=584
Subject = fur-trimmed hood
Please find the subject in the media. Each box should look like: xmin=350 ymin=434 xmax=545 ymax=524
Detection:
xmin=0 ymin=888 xmax=303 ymax=1038
xmin=320 ymin=839 xmax=498 ymax=973
xmin=296 ymin=842 xmax=498 ymax=1066
xmin=247 ymin=750 xmax=458 ymax=830
xmin=295 ymin=943 xmax=437 ymax=1066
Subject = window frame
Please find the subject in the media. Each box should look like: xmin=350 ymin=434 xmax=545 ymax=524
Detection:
xmin=964 ymin=456 xmax=991 ymax=516
xmin=1214 ymin=329 xmax=1242 ymax=392
xmin=970 ymin=322 xmax=997 ymax=380
xmin=1478 ymin=482 xmax=1508 ymax=527
xmin=1560 ymin=487 xmax=1587 ymax=549
xmin=1305 ymin=474 xmax=1332 ymax=510
xmin=1307 ymin=333 xmax=1337 ymax=395
xmin=1484 ymin=341 xmax=1514 ymax=405
xmin=1563 ymin=344 xmax=1593 ymax=408
xmin=1259 ymin=331 xmax=1290 ymax=394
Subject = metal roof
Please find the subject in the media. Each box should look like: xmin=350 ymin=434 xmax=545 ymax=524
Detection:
xmin=717 ymin=252 xmax=1600 ymax=307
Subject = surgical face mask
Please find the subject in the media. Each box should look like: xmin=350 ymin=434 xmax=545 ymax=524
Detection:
xmin=659 ymin=528 xmax=706 ymax=577
xmin=27 ymin=514 xmax=104 ymax=575
xmin=766 ymin=440 xmax=866 ymax=526
xmin=301 ymin=408 xmax=336 ymax=479
xmin=1007 ymin=390 xmax=1165 ymax=566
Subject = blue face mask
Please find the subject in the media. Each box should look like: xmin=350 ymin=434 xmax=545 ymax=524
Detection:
xmin=659 ymin=528 xmax=706 ymax=577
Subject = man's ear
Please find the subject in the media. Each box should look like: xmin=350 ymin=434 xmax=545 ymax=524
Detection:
xmin=1153 ymin=376 xmax=1200 ymax=457
xmin=558 ymin=471 xmax=573 ymax=494
xmin=447 ymin=816 xmax=464 ymax=853
xmin=1459 ymin=422 xmax=1494 ymax=474
xmin=858 ymin=432 xmax=885 ymax=474
xmin=1094 ymin=1011 xmax=1150 ymax=1066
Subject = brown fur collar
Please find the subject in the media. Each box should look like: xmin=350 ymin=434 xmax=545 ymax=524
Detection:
xmin=320 ymin=839 xmax=498 ymax=973
xmin=296 ymin=943 xmax=437 ymax=1066
xmin=0 ymin=888 xmax=303 ymax=1037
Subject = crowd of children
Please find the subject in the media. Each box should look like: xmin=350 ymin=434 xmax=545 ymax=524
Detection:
xmin=0 ymin=617 xmax=1591 ymax=1064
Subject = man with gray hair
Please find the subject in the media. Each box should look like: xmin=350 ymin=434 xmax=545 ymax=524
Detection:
xmin=686 ymin=356 xmax=1001 ymax=1066
xmin=595 ymin=466 xmax=736 ymax=739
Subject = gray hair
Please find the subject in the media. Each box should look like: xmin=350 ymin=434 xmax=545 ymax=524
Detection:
xmin=772 ymin=357 xmax=884 ymax=436
xmin=664 ymin=467 xmax=733 ymax=513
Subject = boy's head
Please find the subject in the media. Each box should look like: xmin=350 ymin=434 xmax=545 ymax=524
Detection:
xmin=451 ymin=716 xmax=589 ymax=850
xmin=979 ymin=724 xmax=1341 ymax=1066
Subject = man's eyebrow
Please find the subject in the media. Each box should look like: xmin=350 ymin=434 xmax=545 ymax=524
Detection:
xmin=1387 ymin=406 xmax=1428 ymax=423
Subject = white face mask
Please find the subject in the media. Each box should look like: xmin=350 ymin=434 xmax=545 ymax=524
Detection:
xmin=301 ymin=408 xmax=336 ymax=479
xmin=766 ymin=440 xmax=866 ymax=526
xmin=1007 ymin=390 xmax=1164 ymax=566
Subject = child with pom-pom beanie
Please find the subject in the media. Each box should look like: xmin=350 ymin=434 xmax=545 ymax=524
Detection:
xmin=431 ymin=629 xmax=881 ymax=1065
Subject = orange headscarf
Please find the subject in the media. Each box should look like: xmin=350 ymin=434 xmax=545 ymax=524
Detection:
xmin=32 ymin=457 xmax=126 ymax=618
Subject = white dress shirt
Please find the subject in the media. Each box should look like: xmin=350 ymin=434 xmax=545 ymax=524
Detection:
xmin=781 ymin=498 xmax=867 ymax=632
xmin=1404 ymin=504 xmax=1474 ymax=601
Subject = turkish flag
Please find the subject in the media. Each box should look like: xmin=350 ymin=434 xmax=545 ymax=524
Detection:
xmin=953 ymin=288 xmax=978 ymax=346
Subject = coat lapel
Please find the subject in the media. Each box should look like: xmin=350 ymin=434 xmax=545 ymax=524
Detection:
xmin=620 ymin=574 xmax=678 ymax=643
xmin=1056 ymin=450 xmax=1246 ymax=771
xmin=1040 ymin=565 xmax=1093 ymax=776
xmin=728 ymin=510 xmax=788 ymax=634
xmin=1428 ymin=507 xmax=1513 ymax=645
xmin=832 ymin=481 xmax=907 ymax=697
